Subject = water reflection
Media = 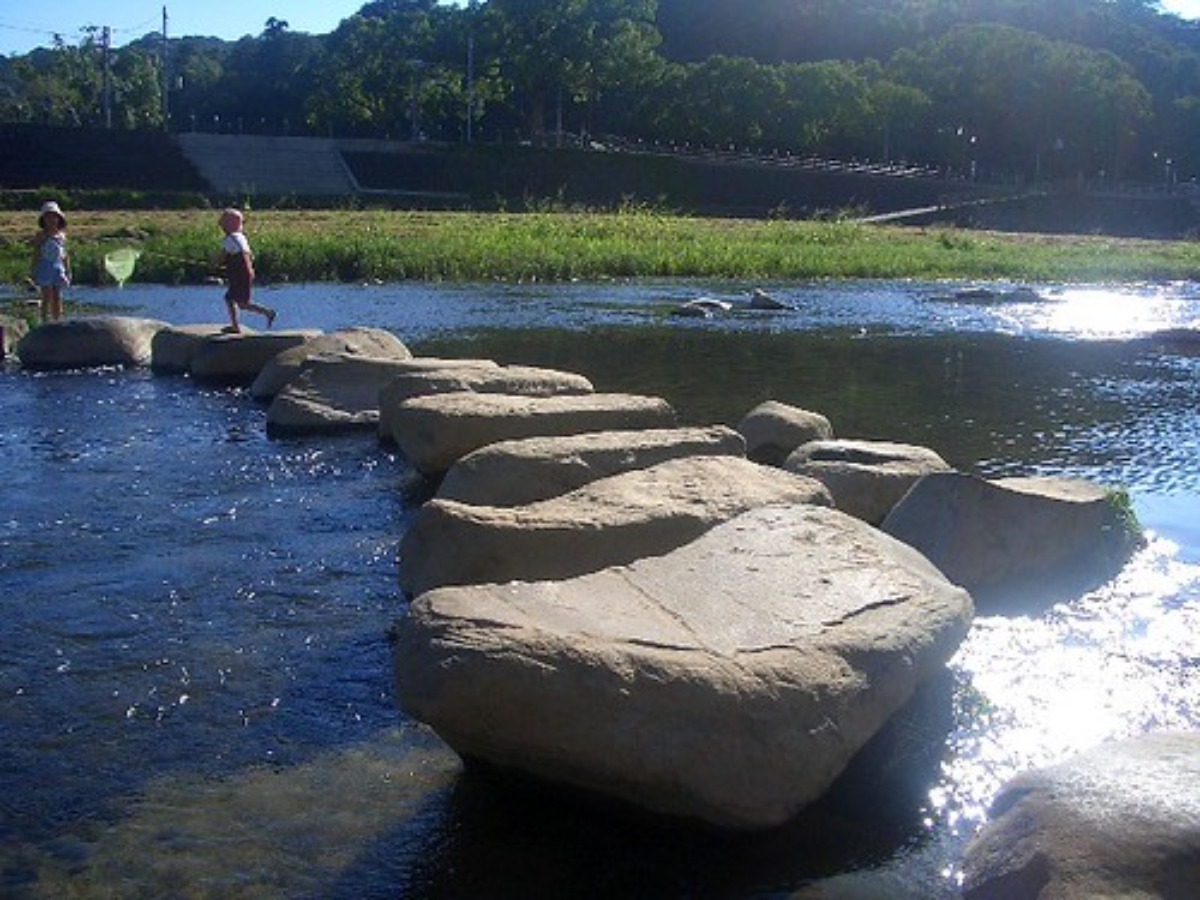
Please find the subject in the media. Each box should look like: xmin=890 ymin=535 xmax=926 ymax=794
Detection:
xmin=416 ymin=325 xmax=1200 ymax=501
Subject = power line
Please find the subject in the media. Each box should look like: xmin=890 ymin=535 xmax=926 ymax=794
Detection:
xmin=0 ymin=17 xmax=71 ymax=45
xmin=0 ymin=11 xmax=163 ymax=51
xmin=112 ymin=15 xmax=163 ymax=40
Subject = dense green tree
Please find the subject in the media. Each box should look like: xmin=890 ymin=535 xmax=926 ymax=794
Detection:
xmin=164 ymin=37 xmax=227 ymax=132
xmin=210 ymin=22 xmax=323 ymax=134
xmin=109 ymin=46 xmax=165 ymax=129
xmin=3 ymin=0 xmax=1200 ymax=181
xmin=307 ymin=3 xmax=492 ymax=140
xmin=5 ymin=28 xmax=165 ymax=128
xmin=891 ymin=23 xmax=1152 ymax=181
xmin=483 ymin=0 xmax=661 ymax=142
xmin=861 ymin=69 xmax=933 ymax=163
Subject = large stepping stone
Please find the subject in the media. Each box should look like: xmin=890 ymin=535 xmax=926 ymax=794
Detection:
xmin=738 ymin=400 xmax=834 ymax=467
xmin=391 ymin=391 xmax=676 ymax=476
xmin=962 ymin=731 xmax=1200 ymax=899
xmin=379 ymin=362 xmax=594 ymax=443
xmin=265 ymin=352 xmax=439 ymax=436
xmin=393 ymin=504 xmax=974 ymax=830
xmin=882 ymin=472 xmax=1144 ymax=610
xmin=400 ymin=455 xmax=831 ymax=595
xmin=785 ymin=438 xmax=952 ymax=524
xmin=250 ymin=326 xmax=411 ymax=399
xmin=189 ymin=330 xmax=319 ymax=385
xmin=17 ymin=316 xmax=167 ymax=370
xmin=437 ymin=425 xmax=747 ymax=507
xmin=150 ymin=324 xmax=229 ymax=373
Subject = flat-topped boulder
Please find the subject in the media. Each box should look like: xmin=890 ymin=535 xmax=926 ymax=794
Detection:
xmin=393 ymin=503 xmax=974 ymax=830
xmin=188 ymin=330 xmax=320 ymax=386
xmin=437 ymin=426 xmax=747 ymax=507
xmin=250 ymin=326 xmax=411 ymax=399
xmin=400 ymin=455 xmax=832 ymax=595
xmin=882 ymin=472 xmax=1144 ymax=610
xmin=150 ymin=324 xmax=230 ymax=373
xmin=16 ymin=316 xmax=169 ymax=370
xmin=391 ymin=391 xmax=677 ymax=476
xmin=266 ymin=352 xmax=432 ymax=436
xmin=962 ymin=731 xmax=1200 ymax=899
xmin=379 ymin=362 xmax=594 ymax=443
xmin=738 ymin=400 xmax=834 ymax=467
xmin=785 ymin=438 xmax=952 ymax=524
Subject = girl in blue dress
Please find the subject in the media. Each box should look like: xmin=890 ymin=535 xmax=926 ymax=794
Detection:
xmin=32 ymin=200 xmax=71 ymax=323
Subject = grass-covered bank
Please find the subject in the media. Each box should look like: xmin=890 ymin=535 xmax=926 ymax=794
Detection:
xmin=3 ymin=208 xmax=1199 ymax=289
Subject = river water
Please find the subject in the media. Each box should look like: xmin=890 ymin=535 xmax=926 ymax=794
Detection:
xmin=2 ymin=279 xmax=1198 ymax=898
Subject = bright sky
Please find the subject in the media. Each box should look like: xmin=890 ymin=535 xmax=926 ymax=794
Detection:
xmin=0 ymin=2 xmax=368 ymax=56
xmin=1162 ymin=0 xmax=1200 ymax=21
xmin=0 ymin=1 xmax=1197 ymax=56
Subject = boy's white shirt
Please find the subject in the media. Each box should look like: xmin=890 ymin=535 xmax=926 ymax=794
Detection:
xmin=222 ymin=232 xmax=251 ymax=254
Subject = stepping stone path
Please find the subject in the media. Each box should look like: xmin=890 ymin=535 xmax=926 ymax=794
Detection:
xmin=8 ymin=314 xmax=1163 ymax=866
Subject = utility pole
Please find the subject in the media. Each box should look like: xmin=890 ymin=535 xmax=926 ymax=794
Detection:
xmin=101 ymin=26 xmax=113 ymax=129
xmin=466 ymin=27 xmax=474 ymax=143
xmin=465 ymin=0 xmax=477 ymax=144
xmin=161 ymin=6 xmax=170 ymax=130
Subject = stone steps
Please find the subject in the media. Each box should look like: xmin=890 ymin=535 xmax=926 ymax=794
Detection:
xmin=177 ymin=133 xmax=359 ymax=196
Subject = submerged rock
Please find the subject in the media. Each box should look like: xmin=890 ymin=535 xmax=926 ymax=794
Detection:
xmin=393 ymin=503 xmax=973 ymax=830
xmin=671 ymin=297 xmax=733 ymax=318
xmin=747 ymin=288 xmax=792 ymax=310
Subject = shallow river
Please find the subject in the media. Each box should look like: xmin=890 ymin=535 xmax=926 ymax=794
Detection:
xmin=2 ymin=279 xmax=1198 ymax=898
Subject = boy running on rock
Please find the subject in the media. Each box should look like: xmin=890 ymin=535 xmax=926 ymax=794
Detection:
xmin=219 ymin=208 xmax=276 ymax=333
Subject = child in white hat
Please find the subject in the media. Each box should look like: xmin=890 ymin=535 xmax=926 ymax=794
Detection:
xmin=32 ymin=200 xmax=71 ymax=323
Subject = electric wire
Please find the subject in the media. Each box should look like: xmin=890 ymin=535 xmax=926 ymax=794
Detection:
xmin=0 ymin=12 xmax=162 ymax=52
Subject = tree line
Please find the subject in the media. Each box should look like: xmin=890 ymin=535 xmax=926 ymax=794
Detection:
xmin=2 ymin=0 xmax=1199 ymax=186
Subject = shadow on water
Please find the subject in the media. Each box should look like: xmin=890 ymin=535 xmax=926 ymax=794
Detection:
xmin=326 ymin=674 xmax=959 ymax=900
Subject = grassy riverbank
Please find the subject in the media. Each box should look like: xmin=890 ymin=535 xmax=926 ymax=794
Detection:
xmin=2 ymin=207 xmax=1199 ymax=288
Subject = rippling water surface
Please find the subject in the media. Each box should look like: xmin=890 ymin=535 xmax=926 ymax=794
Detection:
xmin=2 ymin=279 xmax=1198 ymax=897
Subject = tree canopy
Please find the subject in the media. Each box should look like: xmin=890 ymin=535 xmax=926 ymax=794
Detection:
xmin=4 ymin=0 xmax=1200 ymax=183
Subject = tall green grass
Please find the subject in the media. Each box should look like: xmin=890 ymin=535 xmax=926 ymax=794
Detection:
xmin=2 ymin=207 xmax=1199 ymax=287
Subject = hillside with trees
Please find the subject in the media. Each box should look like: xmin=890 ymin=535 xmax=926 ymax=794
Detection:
xmin=3 ymin=0 xmax=1200 ymax=188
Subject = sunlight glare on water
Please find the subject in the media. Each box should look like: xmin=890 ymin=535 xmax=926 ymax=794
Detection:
xmin=941 ymin=534 xmax=1200 ymax=833
xmin=1022 ymin=284 xmax=1200 ymax=339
